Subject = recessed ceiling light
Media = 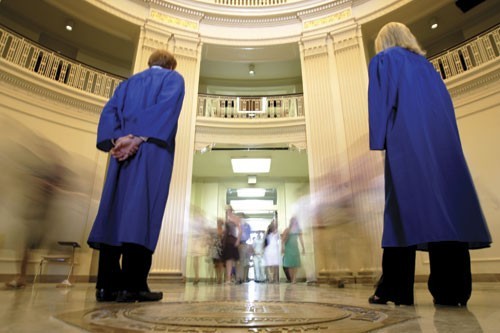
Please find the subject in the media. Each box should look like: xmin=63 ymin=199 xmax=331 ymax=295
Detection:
xmin=65 ymin=20 xmax=74 ymax=32
xmin=430 ymin=18 xmax=438 ymax=30
xmin=237 ymin=188 xmax=266 ymax=197
xmin=231 ymin=158 xmax=271 ymax=173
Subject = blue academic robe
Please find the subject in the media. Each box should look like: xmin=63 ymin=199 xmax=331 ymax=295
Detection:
xmin=88 ymin=67 xmax=185 ymax=252
xmin=368 ymin=47 xmax=491 ymax=250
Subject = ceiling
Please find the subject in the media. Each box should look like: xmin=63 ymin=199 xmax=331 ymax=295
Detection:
xmin=200 ymin=43 xmax=302 ymax=81
xmin=1 ymin=0 xmax=498 ymax=181
xmin=192 ymin=148 xmax=309 ymax=181
xmin=361 ymin=0 xmax=500 ymax=57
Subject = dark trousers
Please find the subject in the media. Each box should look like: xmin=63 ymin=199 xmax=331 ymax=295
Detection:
xmin=375 ymin=242 xmax=471 ymax=305
xmin=428 ymin=241 xmax=471 ymax=304
xmin=374 ymin=246 xmax=416 ymax=305
xmin=96 ymin=243 xmax=153 ymax=292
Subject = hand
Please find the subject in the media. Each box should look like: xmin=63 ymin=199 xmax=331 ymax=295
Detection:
xmin=110 ymin=134 xmax=143 ymax=161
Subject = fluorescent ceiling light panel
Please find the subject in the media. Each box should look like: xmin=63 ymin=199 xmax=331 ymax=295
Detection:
xmin=230 ymin=199 xmax=274 ymax=210
xmin=231 ymin=158 xmax=271 ymax=173
xmin=237 ymin=188 xmax=266 ymax=197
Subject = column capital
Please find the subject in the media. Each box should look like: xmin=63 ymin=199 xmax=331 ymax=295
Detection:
xmin=300 ymin=34 xmax=329 ymax=58
xmin=327 ymin=23 xmax=363 ymax=51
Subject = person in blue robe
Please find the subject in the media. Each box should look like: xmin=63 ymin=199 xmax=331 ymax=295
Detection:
xmin=367 ymin=22 xmax=491 ymax=306
xmin=87 ymin=50 xmax=185 ymax=302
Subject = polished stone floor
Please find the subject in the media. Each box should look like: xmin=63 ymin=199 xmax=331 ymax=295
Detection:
xmin=1 ymin=281 xmax=499 ymax=332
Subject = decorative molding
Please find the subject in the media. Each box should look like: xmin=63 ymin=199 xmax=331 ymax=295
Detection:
xmin=301 ymin=35 xmax=329 ymax=58
xmin=150 ymin=9 xmax=199 ymax=30
xmin=146 ymin=0 xmax=205 ymax=19
xmin=142 ymin=0 xmax=353 ymax=28
xmin=201 ymin=14 xmax=299 ymax=27
xmin=195 ymin=117 xmax=307 ymax=150
xmin=297 ymin=0 xmax=350 ymax=17
xmin=146 ymin=0 xmax=348 ymax=19
xmin=446 ymin=61 xmax=500 ymax=100
xmin=303 ymin=8 xmax=352 ymax=30
xmin=329 ymin=24 xmax=361 ymax=49
xmin=0 ymin=61 xmax=105 ymax=118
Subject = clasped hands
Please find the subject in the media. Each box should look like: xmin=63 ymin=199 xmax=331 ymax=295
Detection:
xmin=110 ymin=134 xmax=144 ymax=162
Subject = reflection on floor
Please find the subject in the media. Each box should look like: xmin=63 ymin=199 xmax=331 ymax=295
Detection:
xmin=1 ymin=281 xmax=500 ymax=332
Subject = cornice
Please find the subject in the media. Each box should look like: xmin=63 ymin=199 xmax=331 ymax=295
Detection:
xmin=201 ymin=13 xmax=300 ymax=27
xmin=297 ymin=0 xmax=351 ymax=20
xmin=446 ymin=60 xmax=500 ymax=100
xmin=300 ymin=34 xmax=329 ymax=57
xmin=147 ymin=0 xmax=342 ymax=17
xmin=195 ymin=119 xmax=307 ymax=151
xmin=196 ymin=116 xmax=306 ymax=129
xmin=145 ymin=0 xmax=354 ymax=28
xmin=0 ymin=60 xmax=105 ymax=118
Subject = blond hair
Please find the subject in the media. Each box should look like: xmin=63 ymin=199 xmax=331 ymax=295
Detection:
xmin=375 ymin=22 xmax=426 ymax=56
xmin=148 ymin=49 xmax=177 ymax=69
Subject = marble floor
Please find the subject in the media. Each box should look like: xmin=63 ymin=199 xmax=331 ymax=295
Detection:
xmin=1 ymin=281 xmax=499 ymax=332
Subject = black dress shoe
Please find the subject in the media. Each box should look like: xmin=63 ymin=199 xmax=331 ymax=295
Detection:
xmin=95 ymin=289 xmax=118 ymax=302
xmin=368 ymin=295 xmax=388 ymax=305
xmin=116 ymin=290 xmax=163 ymax=302
xmin=369 ymin=295 xmax=413 ymax=306
xmin=433 ymin=298 xmax=467 ymax=307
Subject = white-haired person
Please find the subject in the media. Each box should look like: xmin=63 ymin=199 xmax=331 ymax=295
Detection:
xmin=367 ymin=22 xmax=491 ymax=306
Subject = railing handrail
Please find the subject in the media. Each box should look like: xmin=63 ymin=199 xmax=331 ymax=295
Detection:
xmin=428 ymin=23 xmax=499 ymax=80
xmin=0 ymin=25 xmax=124 ymax=99
xmin=0 ymin=24 xmax=126 ymax=80
xmin=198 ymin=92 xmax=303 ymax=98
xmin=197 ymin=94 xmax=304 ymax=119
xmin=213 ymin=0 xmax=288 ymax=7
xmin=428 ymin=24 xmax=499 ymax=60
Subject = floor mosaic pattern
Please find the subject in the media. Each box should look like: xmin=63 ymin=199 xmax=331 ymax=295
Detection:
xmin=55 ymin=300 xmax=415 ymax=332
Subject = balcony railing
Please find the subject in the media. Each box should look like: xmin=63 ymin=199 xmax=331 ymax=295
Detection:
xmin=429 ymin=24 xmax=500 ymax=80
xmin=0 ymin=26 xmax=123 ymax=99
xmin=197 ymin=94 xmax=304 ymax=119
xmin=213 ymin=0 xmax=288 ymax=7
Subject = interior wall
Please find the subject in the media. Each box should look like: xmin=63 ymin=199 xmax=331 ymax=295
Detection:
xmin=0 ymin=64 xmax=106 ymax=280
xmin=414 ymin=64 xmax=500 ymax=277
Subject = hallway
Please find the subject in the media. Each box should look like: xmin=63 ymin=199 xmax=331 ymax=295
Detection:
xmin=2 ymin=281 xmax=499 ymax=332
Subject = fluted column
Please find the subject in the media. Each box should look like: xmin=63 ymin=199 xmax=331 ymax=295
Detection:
xmin=329 ymin=26 xmax=384 ymax=274
xmin=132 ymin=22 xmax=201 ymax=278
xmin=300 ymin=22 xmax=383 ymax=281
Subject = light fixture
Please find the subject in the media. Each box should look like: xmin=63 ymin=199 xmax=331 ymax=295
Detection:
xmin=199 ymin=143 xmax=215 ymax=154
xmin=430 ymin=18 xmax=438 ymax=30
xmin=65 ymin=20 xmax=74 ymax=32
xmin=237 ymin=188 xmax=266 ymax=197
xmin=248 ymin=64 xmax=255 ymax=76
xmin=248 ymin=175 xmax=257 ymax=184
xmin=230 ymin=199 xmax=274 ymax=211
xmin=231 ymin=158 xmax=271 ymax=173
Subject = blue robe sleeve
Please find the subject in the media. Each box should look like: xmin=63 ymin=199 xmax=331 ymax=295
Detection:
xmin=368 ymin=52 xmax=399 ymax=150
xmin=131 ymin=72 xmax=185 ymax=148
xmin=96 ymin=82 xmax=126 ymax=152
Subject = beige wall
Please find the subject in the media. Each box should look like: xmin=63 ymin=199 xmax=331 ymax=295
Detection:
xmin=0 ymin=60 xmax=106 ymax=279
